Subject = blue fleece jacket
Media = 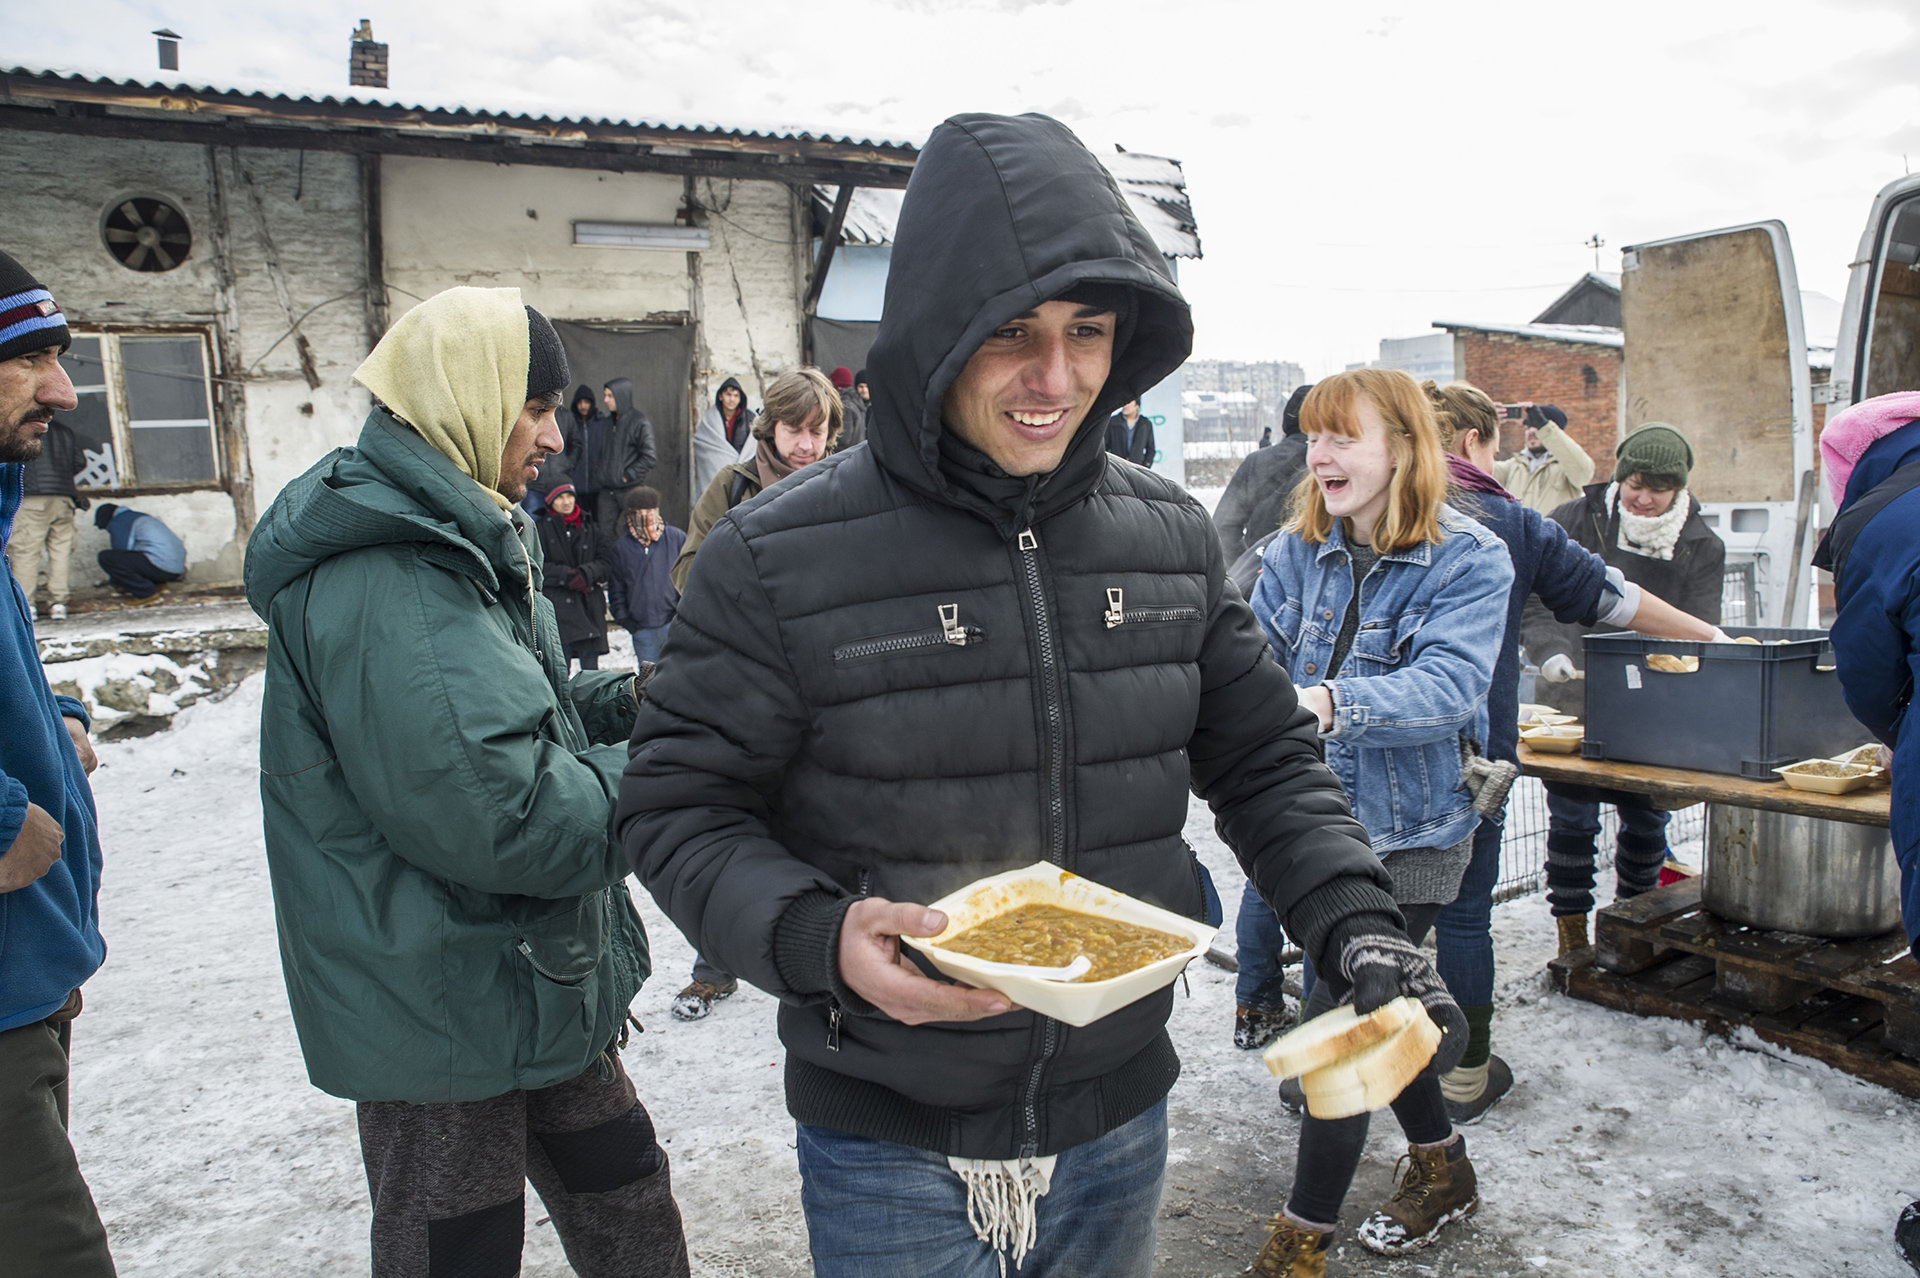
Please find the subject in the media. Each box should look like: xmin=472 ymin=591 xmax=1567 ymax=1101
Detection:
xmin=108 ymin=506 xmax=187 ymax=575
xmin=1825 ymin=417 xmax=1920 ymax=958
xmin=0 ymin=463 xmax=106 ymax=1031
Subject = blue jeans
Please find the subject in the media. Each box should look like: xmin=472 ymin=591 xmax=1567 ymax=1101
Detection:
xmin=796 ymin=1101 xmax=1167 ymax=1278
xmin=1434 ymin=809 xmax=1503 ymax=1008
xmin=628 ymin=623 xmax=670 ymax=665
xmin=1234 ymin=881 xmax=1290 ymax=1009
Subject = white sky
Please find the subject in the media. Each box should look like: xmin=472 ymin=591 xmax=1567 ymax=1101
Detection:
xmin=14 ymin=0 xmax=1919 ymax=376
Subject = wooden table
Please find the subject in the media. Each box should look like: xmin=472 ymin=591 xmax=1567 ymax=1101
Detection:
xmin=1515 ymin=744 xmax=1890 ymax=826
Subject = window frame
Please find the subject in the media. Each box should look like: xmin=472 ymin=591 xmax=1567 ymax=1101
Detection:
xmin=63 ymin=325 xmax=225 ymax=495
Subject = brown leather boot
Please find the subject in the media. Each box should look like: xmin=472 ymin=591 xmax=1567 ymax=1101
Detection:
xmin=1356 ymin=1138 xmax=1480 ymax=1255
xmin=1241 ymin=1213 xmax=1331 ymax=1277
xmin=1556 ymin=913 xmax=1590 ymax=956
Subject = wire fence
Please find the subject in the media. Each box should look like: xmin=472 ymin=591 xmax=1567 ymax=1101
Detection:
xmin=1492 ymin=776 xmax=1705 ymax=903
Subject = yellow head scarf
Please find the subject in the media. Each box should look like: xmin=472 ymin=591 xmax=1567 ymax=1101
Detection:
xmin=353 ymin=286 xmax=529 ymax=511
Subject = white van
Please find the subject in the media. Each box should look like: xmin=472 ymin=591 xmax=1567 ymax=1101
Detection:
xmin=1617 ymin=174 xmax=1920 ymax=627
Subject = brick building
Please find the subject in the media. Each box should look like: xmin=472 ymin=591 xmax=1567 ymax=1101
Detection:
xmin=1434 ymin=320 xmax=1624 ymax=472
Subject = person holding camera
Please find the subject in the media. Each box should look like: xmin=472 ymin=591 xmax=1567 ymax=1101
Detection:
xmin=1492 ymin=403 xmax=1593 ymax=514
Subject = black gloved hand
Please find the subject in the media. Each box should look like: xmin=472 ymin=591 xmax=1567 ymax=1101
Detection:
xmin=1325 ymin=916 xmax=1467 ymax=1078
xmin=73 ymin=494 xmax=91 ymax=512
xmin=566 ymin=569 xmax=590 ymax=594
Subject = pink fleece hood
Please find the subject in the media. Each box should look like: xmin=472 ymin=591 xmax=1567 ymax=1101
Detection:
xmin=1821 ymin=391 xmax=1920 ymax=505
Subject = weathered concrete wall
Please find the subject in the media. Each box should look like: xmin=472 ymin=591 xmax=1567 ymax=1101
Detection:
xmin=381 ymin=157 xmax=691 ymax=319
xmin=689 ymin=177 xmax=806 ymax=408
xmin=0 ymin=133 xmax=372 ymax=584
xmin=4 ymin=134 xmax=810 ymax=585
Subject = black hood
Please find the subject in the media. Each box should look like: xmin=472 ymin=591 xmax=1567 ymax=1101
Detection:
xmin=714 ymin=376 xmax=746 ymax=415
xmin=604 ymin=377 xmax=637 ymax=418
xmin=865 ymin=113 xmax=1192 ymax=535
xmin=571 ymin=384 xmax=598 ymax=420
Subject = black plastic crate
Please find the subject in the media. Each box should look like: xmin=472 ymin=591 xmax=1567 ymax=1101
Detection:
xmin=1579 ymin=627 xmax=1867 ymax=779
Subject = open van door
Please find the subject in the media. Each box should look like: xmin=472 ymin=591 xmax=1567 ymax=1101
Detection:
xmin=1620 ymin=221 xmax=1816 ymax=627
xmin=1831 ymin=174 xmax=1920 ymax=413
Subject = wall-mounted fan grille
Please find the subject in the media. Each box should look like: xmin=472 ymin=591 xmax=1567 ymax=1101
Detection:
xmin=103 ymin=197 xmax=191 ymax=272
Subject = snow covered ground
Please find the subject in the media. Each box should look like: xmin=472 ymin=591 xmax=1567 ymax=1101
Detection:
xmin=67 ymin=672 xmax=1920 ymax=1277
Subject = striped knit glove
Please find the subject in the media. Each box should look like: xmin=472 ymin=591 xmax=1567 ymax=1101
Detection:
xmin=1329 ymin=922 xmax=1467 ymax=1078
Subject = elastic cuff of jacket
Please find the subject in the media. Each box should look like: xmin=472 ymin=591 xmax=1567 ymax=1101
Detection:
xmin=53 ymin=695 xmax=90 ymax=733
xmin=773 ymin=890 xmax=874 ymax=1015
xmin=0 ymin=777 xmax=27 ymax=855
xmin=1285 ymin=878 xmax=1404 ymax=976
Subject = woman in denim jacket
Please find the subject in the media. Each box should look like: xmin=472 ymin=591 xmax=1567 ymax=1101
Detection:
xmin=1241 ymin=369 xmax=1512 ymax=1277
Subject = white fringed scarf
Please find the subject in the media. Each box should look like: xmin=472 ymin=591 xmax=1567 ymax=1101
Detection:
xmin=1609 ymin=482 xmax=1692 ymax=561
xmin=947 ymin=1154 xmax=1058 ymax=1273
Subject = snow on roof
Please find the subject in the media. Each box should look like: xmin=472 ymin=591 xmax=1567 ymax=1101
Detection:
xmin=1 ymin=64 xmax=919 ymax=151
xmin=813 ymin=147 xmax=1203 ymax=259
xmin=1433 ymin=319 xmax=1625 ymax=348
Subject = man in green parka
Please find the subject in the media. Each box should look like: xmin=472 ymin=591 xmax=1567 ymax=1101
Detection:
xmin=244 ymin=286 xmax=689 ymax=1278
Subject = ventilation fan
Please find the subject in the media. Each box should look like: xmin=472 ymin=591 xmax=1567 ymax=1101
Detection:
xmin=103 ymin=197 xmax=191 ymax=272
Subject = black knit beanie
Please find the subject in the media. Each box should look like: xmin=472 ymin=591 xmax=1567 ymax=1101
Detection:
xmin=525 ymin=306 xmax=569 ymax=402
xmin=853 ymin=368 xmax=870 ymax=389
xmin=1282 ymin=383 xmax=1314 ymax=437
xmin=94 ymin=503 xmax=119 ymax=530
xmin=0 ymin=249 xmax=71 ymax=363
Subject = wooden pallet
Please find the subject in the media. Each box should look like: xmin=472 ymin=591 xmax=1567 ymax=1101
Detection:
xmin=1549 ymin=878 xmax=1920 ymax=1098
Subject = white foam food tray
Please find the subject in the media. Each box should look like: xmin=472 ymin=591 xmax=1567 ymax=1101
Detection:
xmin=902 ymin=862 xmax=1217 ymax=1027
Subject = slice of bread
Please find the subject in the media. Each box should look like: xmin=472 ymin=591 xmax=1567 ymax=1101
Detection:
xmin=1263 ymin=996 xmax=1420 ymax=1080
xmin=1298 ymin=1004 xmax=1443 ymax=1120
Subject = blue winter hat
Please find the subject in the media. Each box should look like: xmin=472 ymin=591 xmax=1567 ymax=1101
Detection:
xmin=0 ymin=249 xmax=71 ymax=363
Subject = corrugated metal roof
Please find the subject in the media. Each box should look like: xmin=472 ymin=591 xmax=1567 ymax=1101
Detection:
xmin=813 ymin=147 xmax=1203 ymax=260
xmin=0 ymin=65 xmax=921 ymax=152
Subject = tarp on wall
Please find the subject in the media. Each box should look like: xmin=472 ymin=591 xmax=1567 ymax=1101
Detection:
xmin=807 ymin=317 xmax=878 ymax=383
xmin=552 ymin=321 xmax=697 ymax=528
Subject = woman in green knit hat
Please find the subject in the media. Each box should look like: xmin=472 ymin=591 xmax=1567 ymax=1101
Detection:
xmin=1519 ymin=421 xmax=1728 ymax=954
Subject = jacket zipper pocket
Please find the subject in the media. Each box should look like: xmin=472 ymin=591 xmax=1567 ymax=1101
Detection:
xmin=832 ymin=604 xmax=984 ymax=662
xmin=516 ymin=939 xmax=591 ymax=985
xmin=1104 ymin=587 xmax=1203 ymax=629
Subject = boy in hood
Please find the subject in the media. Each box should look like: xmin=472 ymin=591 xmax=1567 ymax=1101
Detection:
xmin=618 ymin=113 xmax=1457 ymax=1276
xmin=245 ymin=287 xmax=688 ymax=1278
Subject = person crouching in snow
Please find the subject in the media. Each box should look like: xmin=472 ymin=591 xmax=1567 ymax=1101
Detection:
xmin=535 ymin=482 xmax=611 ymax=672
xmin=244 ymin=287 xmax=689 ymax=1278
xmin=606 ymin=486 xmax=683 ymax=668
xmin=1245 ymin=368 xmax=1512 ymax=1273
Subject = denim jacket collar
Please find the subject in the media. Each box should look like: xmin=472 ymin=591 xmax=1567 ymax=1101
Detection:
xmin=1312 ymin=515 xmax=1438 ymax=569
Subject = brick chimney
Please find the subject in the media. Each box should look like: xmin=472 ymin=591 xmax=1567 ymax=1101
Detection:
xmin=349 ymin=20 xmax=388 ymax=89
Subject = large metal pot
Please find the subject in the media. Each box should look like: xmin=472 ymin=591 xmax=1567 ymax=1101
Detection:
xmin=1702 ymin=804 xmax=1902 ymax=937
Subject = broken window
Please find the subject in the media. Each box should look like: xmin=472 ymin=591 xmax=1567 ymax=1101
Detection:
xmin=55 ymin=330 xmax=220 ymax=491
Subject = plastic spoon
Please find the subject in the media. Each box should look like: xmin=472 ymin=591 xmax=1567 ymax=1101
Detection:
xmin=956 ymin=954 xmax=1093 ymax=983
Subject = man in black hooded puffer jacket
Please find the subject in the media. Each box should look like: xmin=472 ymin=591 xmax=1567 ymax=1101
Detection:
xmin=618 ymin=113 xmax=1457 ymax=1276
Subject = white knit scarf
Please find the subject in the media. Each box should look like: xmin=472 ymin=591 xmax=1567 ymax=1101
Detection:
xmin=947 ymin=1154 xmax=1058 ymax=1273
xmin=1608 ymin=482 xmax=1691 ymax=561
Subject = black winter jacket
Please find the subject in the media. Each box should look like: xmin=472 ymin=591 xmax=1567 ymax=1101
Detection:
xmin=569 ymin=379 xmax=656 ymax=494
xmin=1214 ymin=432 xmax=1307 ymax=561
xmin=1521 ymin=482 xmax=1726 ymax=710
xmin=536 ymin=512 xmax=610 ymax=653
xmin=1103 ymin=412 xmax=1155 ymax=466
xmin=617 ymin=113 xmax=1394 ymax=1161
xmin=21 ymin=419 xmax=84 ymax=501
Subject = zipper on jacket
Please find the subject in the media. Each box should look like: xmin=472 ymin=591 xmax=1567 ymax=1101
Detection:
xmin=825 ymin=871 xmax=872 ymax=1052
xmin=1104 ymin=586 xmax=1203 ymax=629
xmin=1015 ymin=526 xmax=1067 ymax=1159
xmin=831 ymin=605 xmax=983 ymax=662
